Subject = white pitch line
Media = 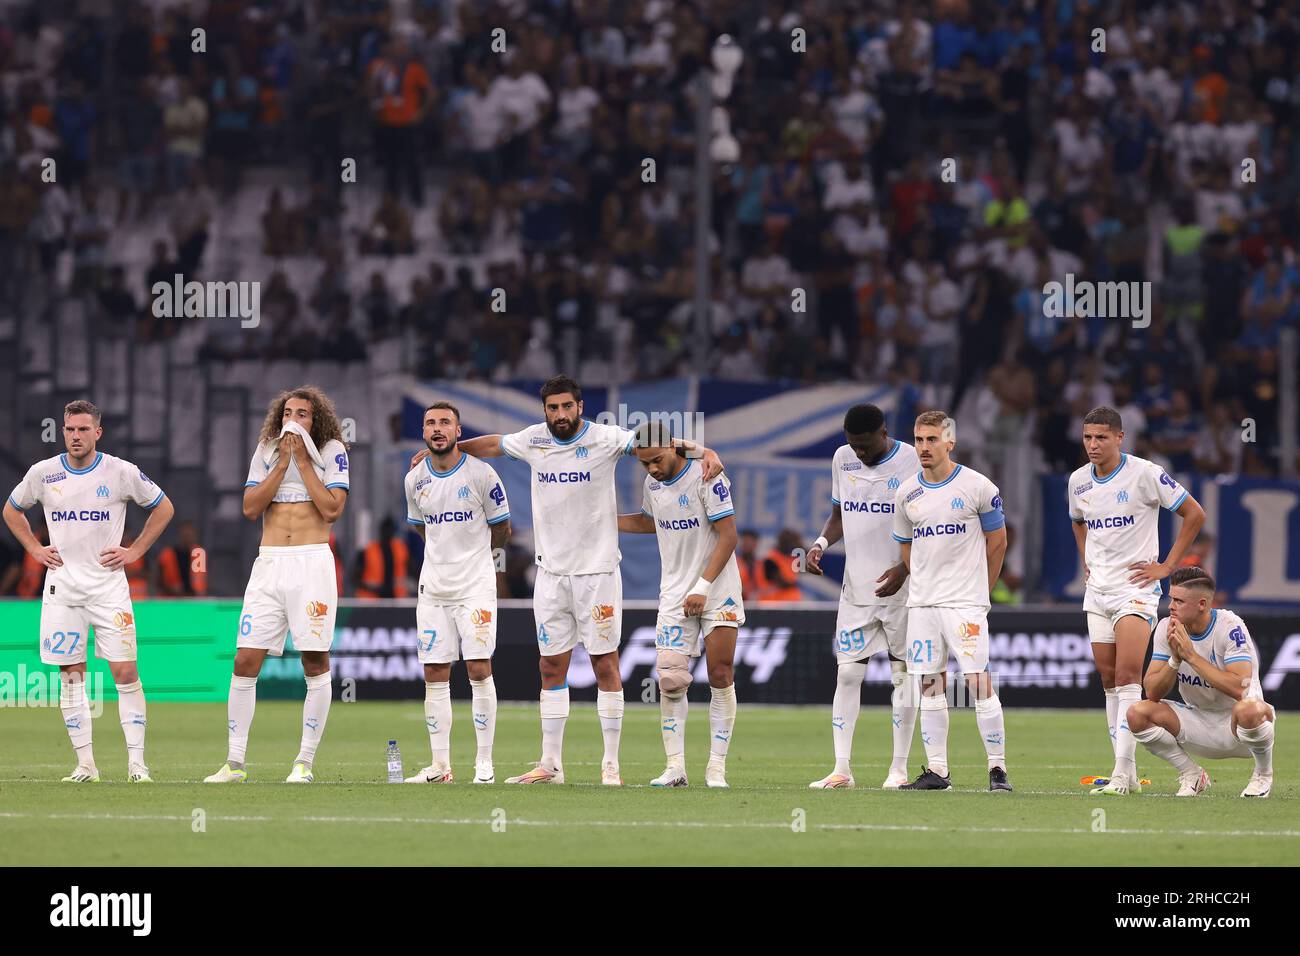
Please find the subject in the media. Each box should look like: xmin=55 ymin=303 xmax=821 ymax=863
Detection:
xmin=0 ymin=810 xmax=1296 ymax=839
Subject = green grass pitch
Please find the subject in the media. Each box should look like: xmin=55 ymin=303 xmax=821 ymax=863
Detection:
xmin=2 ymin=701 xmax=1296 ymax=865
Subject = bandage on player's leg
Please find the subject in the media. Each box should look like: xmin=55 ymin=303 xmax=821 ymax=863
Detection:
xmin=658 ymin=649 xmax=692 ymax=762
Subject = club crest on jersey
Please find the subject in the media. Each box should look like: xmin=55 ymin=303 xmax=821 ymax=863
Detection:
xmin=1116 ymin=490 xmax=1129 ymax=503
xmin=335 ymin=453 xmax=348 ymax=473
xmin=678 ymin=493 xmax=690 ymax=508
xmin=950 ymin=497 xmax=965 ymax=510
xmin=712 ymin=480 xmax=729 ymax=501
xmin=887 ymin=476 xmax=900 ymax=490
xmin=96 ymin=484 xmax=110 ymax=498
xmin=591 ymin=604 xmax=615 ymax=623
xmin=43 ymin=471 xmax=67 ymax=484
xmin=113 ymin=610 xmax=134 ymax=630
xmin=575 ymin=445 xmax=589 ymax=459
xmin=1075 ymin=481 xmax=1092 ymax=495
xmin=1229 ymin=626 xmax=1246 ymax=648
xmin=457 ymin=485 xmax=470 ymax=499
xmin=489 ymin=483 xmax=505 ymax=506
xmin=471 ymin=608 xmax=492 ymax=627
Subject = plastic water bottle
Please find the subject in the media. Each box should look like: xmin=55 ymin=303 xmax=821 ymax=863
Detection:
xmin=386 ymin=740 xmax=403 ymax=783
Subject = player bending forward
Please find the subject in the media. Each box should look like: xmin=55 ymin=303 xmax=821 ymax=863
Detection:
xmin=206 ymin=387 xmax=349 ymax=784
xmin=1069 ymin=406 xmax=1204 ymax=796
xmin=892 ymin=411 xmax=1012 ymax=792
xmin=403 ymin=402 xmax=511 ymax=784
xmin=1129 ymin=567 xmax=1275 ymax=798
xmin=806 ymin=403 xmax=919 ymax=790
xmin=618 ymin=422 xmax=742 ymax=788
xmin=4 ymin=399 xmax=174 ymax=782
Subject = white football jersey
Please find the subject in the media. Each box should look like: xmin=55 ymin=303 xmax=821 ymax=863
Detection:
xmin=405 ymin=451 xmax=510 ymax=602
xmin=500 ymin=419 xmax=635 ymax=575
xmin=640 ymin=460 xmax=742 ymax=614
xmin=1068 ymin=453 xmax=1188 ymax=595
xmin=1152 ymin=608 xmax=1263 ymax=712
xmin=892 ymin=463 xmax=1004 ymax=609
xmin=245 ymin=438 xmax=350 ymax=503
xmin=831 ymin=439 xmax=918 ymax=606
xmin=8 ymin=452 xmax=166 ymax=606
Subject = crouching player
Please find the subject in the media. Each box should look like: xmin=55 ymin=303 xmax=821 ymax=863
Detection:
xmin=402 ymin=402 xmax=511 ymax=784
xmin=618 ymin=422 xmax=742 ymax=788
xmin=1128 ymin=567 xmax=1275 ymax=797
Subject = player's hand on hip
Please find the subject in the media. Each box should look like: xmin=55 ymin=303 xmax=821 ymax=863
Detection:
xmin=683 ymin=593 xmax=706 ymax=616
xmin=410 ymin=447 xmax=432 ymax=470
xmin=875 ymin=562 xmax=907 ymax=597
xmin=1127 ymin=559 xmax=1168 ymax=587
xmin=99 ymin=546 xmax=136 ymax=570
xmin=34 ymin=545 xmax=62 ymax=569
xmin=700 ymin=448 xmax=723 ymax=481
xmin=804 ymin=545 xmax=824 ymax=575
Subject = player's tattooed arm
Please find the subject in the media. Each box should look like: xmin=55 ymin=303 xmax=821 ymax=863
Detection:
xmin=805 ymin=505 xmax=842 ymax=576
xmin=489 ymin=516 xmax=511 ymax=551
xmin=243 ymin=441 xmax=293 ymax=519
xmin=984 ymin=526 xmax=1008 ymax=596
xmin=685 ymin=514 xmax=738 ymax=616
xmin=2 ymin=501 xmax=63 ymax=568
xmin=1128 ymin=494 xmax=1205 ymax=587
xmin=617 ymin=512 xmax=655 ymax=534
xmin=102 ymin=495 xmax=174 ymax=570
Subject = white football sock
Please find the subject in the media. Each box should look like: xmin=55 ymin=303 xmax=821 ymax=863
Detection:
xmin=226 ymin=674 xmax=257 ymax=767
xmin=597 ymin=688 xmax=624 ymax=766
xmin=920 ymin=692 xmax=949 ymax=777
xmin=425 ymin=680 xmax=452 ymax=766
xmin=1113 ymin=683 xmax=1142 ymax=782
xmin=890 ymin=661 xmax=918 ymax=775
xmin=831 ymin=661 xmax=865 ymax=775
xmin=60 ymin=672 xmax=94 ymax=766
xmin=539 ymin=686 xmax=569 ymax=771
xmin=115 ymin=680 xmax=147 ymax=766
xmin=1134 ymin=725 xmax=1198 ymax=775
xmin=1103 ymin=686 xmax=1118 ymax=755
xmin=974 ymin=694 xmax=1007 ymax=770
xmin=661 ymin=690 xmax=686 ymax=759
xmin=1235 ymin=720 xmax=1274 ymax=775
xmin=709 ymin=684 xmax=736 ymax=759
xmin=295 ymin=671 xmax=332 ymax=768
xmin=469 ymin=676 xmax=496 ymax=762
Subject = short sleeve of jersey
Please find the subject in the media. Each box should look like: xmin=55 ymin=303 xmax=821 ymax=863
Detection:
xmin=831 ymin=452 xmax=842 ymax=505
xmin=123 ymin=462 xmax=165 ymax=509
xmin=640 ymin=479 xmax=655 ymax=518
xmin=1150 ymin=462 xmax=1187 ymax=511
xmin=1067 ymin=473 xmax=1084 ymax=522
xmin=977 ymin=475 xmax=1006 ymax=532
xmin=1220 ymin=618 xmax=1255 ymax=667
xmin=499 ymin=429 xmax=531 ymax=462
xmin=404 ymin=472 xmax=423 ymax=527
xmin=704 ymin=471 xmax=735 ymax=521
xmin=479 ymin=464 xmax=511 ymax=525
xmin=323 ymin=441 xmax=350 ymax=490
xmin=245 ymin=443 xmax=270 ymax=487
xmin=891 ymin=486 xmax=913 ymax=542
xmin=1150 ymin=618 xmax=1172 ymax=664
xmin=591 ymin=422 xmax=636 ymax=458
xmin=7 ymin=464 xmax=41 ymax=511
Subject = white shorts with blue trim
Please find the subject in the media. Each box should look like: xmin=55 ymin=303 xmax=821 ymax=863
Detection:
xmin=237 ymin=544 xmax=337 ymax=656
xmin=654 ymin=596 xmax=745 ymax=658
xmin=834 ymin=601 xmax=908 ymax=664
xmin=904 ymin=605 xmax=989 ymax=676
xmin=1083 ymin=585 xmax=1160 ymax=644
xmin=40 ymin=592 xmax=138 ymax=665
xmin=533 ymin=568 xmax=621 ymax=658
xmin=415 ymin=595 xmax=497 ymax=663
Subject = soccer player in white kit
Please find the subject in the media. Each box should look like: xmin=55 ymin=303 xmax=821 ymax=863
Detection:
xmin=1129 ymin=567 xmax=1275 ymax=797
xmin=1069 ymin=406 xmax=1205 ymax=796
xmin=205 ymin=387 xmax=350 ymax=784
xmin=3 ymin=400 xmax=174 ymax=782
xmin=617 ymin=422 xmax=742 ymax=789
xmin=891 ymin=411 xmax=1012 ymax=791
xmin=411 ymin=375 xmax=723 ymax=785
xmin=805 ymin=403 xmax=920 ymax=790
xmin=402 ymin=402 xmax=511 ymax=784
